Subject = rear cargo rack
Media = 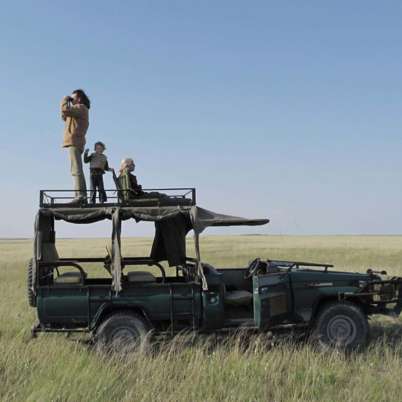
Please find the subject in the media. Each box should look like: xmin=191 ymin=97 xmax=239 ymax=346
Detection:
xmin=39 ymin=188 xmax=196 ymax=208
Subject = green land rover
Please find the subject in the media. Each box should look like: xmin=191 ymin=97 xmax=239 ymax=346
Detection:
xmin=28 ymin=188 xmax=402 ymax=351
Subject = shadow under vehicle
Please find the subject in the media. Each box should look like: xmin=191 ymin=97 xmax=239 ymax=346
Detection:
xmin=28 ymin=188 xmax=402 ymax=351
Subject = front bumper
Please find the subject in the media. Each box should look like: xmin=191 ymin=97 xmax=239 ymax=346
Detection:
xmin=343 ymin=277 xmax=402 ymax=316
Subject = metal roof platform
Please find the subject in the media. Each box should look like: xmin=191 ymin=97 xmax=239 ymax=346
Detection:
xmin=39 ymin=188 xmax=196 ymax=208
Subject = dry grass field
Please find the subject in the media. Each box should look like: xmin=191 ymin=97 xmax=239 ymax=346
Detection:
xmin=1 ymin=235 xmax=402 ymax=402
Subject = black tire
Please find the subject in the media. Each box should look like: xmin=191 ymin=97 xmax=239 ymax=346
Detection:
xmin=95 ymin=312 xmax=151 ymax=352
xmin=312 ymin=301 xmax=369 ymax=351
xmin=27 ymin=258 xmax=36 ymax=307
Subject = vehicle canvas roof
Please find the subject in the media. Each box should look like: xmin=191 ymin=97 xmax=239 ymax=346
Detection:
xmin=37 ymin=205 xmax=268 ymax=228
xmin=33 ymin=206 xmax=269 ymax=292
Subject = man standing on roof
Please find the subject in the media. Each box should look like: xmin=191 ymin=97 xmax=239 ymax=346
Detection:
xmin=60 ymin=89 xmax=90 ymax=204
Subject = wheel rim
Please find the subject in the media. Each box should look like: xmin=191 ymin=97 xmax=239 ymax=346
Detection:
xmin=326 ymin=314 xmax=357 ymax=346
xmin=110 ymin=327 xmax=140 ymax=349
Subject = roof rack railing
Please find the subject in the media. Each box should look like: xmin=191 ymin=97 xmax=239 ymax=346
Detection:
xmin=39 ymin=188 xmax=196 ymax=208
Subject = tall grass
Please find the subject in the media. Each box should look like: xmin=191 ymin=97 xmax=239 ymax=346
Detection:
xmin=1 ymin=236 xmax=402 ymax=402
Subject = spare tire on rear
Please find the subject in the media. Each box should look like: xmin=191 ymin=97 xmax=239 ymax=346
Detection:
xmin=27 ymin=258 xmax=36 ymax=307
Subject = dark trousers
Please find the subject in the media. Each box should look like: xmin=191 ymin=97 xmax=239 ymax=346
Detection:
xmin=90 ymin=174 xmax=107 ymax=203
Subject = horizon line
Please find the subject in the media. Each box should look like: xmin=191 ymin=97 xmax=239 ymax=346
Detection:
xmin=2 ymin=233 xmax=402 ymax=240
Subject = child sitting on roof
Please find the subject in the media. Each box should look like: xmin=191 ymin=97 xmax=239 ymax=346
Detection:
xmin=116 ymin=158 xmax=192 ymax=206
xmin=84 ymin=141 xmax=114 ymax=204
xmin=118 ymin=158 xmax=144 ymax=197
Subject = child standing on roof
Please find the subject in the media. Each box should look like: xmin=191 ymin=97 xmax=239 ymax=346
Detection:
xmin=84 ymin=141 xmax=113 ymax=204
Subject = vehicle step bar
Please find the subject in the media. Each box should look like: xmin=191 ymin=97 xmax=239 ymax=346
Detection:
xmin=223 ymin=318 xmax=256 ymax=328
xmin=31 ymin=323 xmax=89 ymax=337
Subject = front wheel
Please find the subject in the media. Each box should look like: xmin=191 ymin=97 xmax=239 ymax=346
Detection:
xmin=312 ymin=301 xmax=369 ymax=351
xmin=95 ymin=312 xmax=152 ymax=353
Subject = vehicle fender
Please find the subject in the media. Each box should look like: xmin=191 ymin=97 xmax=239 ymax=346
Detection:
xmin=308 ymin=286 xmax=360 ymax=323
xmin=90 ymin=302 xmax=153 ymax=331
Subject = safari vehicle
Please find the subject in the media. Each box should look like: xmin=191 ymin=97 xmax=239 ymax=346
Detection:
xmin=28 ymin=188 xmax=402 ymax=351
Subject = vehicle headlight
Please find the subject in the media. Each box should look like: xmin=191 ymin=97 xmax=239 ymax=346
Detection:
xmin=373 ymin=283 xmax=382 ymax=292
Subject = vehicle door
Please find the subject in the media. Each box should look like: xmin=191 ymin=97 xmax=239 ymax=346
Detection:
xmin=253 ymin=272 xmax=292 ymax=329
xmin=37 ymin=265 xmax=89 ymax=326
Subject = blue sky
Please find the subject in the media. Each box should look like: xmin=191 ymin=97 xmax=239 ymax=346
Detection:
xmin=1 ymin=1 xmax=402 ymax=237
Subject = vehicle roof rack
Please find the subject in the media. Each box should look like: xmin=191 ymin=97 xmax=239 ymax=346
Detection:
xmin=39 ymin=188 xmax=196 ymax=208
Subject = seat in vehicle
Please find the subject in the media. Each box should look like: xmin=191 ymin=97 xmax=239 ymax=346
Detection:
xmin=224 ymin=289 xmax=253 ymax=306
xmin=202 ymin=263 xmax=253 ymax=306
xmin=54 ymin=271 xmax=82 ymax=285
xmin=127 ymin=271 xmax=156 ymax=283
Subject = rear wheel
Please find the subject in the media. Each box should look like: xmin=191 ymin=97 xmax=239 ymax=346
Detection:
xmin=312 ymin=301 xmax=369 ymax=351
xmin=95 ymin=312 xmax=151 ymax=352
xmin=27 ymin=258 xmax=36 ymax=307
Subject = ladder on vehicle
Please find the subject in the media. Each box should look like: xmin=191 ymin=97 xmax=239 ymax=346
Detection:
xmin=169 ymin=285 xmax=197 ymax=335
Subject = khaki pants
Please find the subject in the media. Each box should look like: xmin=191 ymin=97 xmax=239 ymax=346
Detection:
xmin=69 ymin=146 xmax=87 ymax=198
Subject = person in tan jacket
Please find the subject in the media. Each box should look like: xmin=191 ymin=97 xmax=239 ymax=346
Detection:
xmin=60 ymin=89 xmax=90 ymax=203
